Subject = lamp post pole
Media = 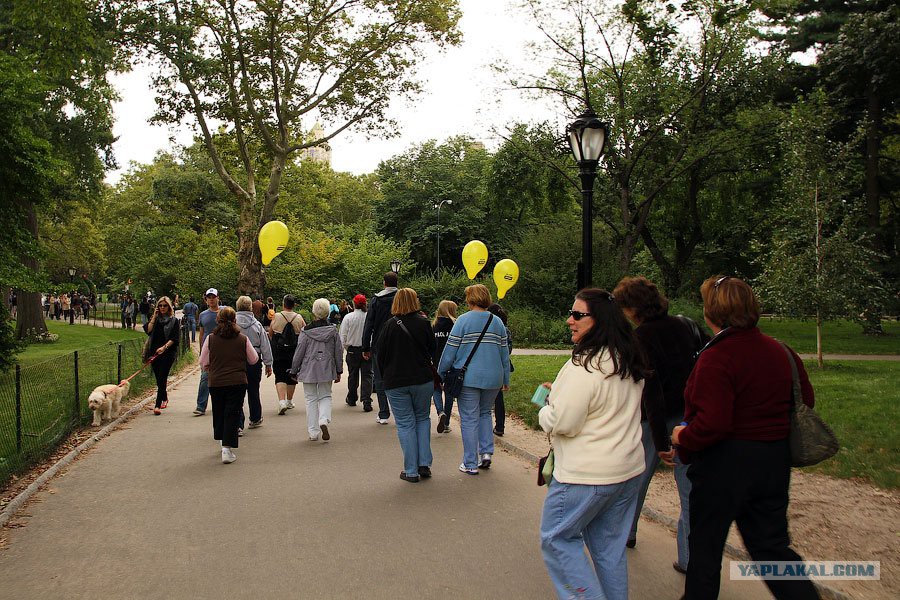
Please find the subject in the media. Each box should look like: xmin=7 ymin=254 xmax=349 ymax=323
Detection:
xmin=67 ymin=267 xmax=76 ymax=325
xmin=435 ymin=199 xmax=452 ymax=273
xmin=567 ymin=109 xmax=609 ymax=291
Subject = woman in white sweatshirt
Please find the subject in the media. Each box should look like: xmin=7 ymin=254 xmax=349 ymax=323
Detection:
xmin=538 ymin=288 xmax=649 ymax=600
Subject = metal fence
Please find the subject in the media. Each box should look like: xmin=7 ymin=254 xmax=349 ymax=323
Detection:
xmin=0 ymin=326 xmax=192 ymax=486
xmin=42 ymin=301 xmax=149 ymax=330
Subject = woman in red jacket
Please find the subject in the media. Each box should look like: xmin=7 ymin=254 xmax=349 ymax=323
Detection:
xmin=671 ymin=276 xmax=818 ymax=600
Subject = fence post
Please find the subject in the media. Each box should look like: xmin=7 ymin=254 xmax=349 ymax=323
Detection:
xmin=74 ymin=351 xmax=80 ymax=423
xmin=15 ymin=364 xmax=22 ymax=452
xmin=117 ymin=343 xmax=122 ymax=383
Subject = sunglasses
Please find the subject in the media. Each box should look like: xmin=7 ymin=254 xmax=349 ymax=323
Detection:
xmin=158 ymin=304 xmax=170 ymax=309
xmin=568 ymin=310 xmax=592 ymax=321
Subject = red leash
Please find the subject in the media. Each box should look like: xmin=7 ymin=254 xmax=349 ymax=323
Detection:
xmin=118 ymin=353 xmax=159 ymax=387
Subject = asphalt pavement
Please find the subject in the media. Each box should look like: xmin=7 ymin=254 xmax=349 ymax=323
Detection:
xmin=0 ymin=364 xmax=769 ymax=599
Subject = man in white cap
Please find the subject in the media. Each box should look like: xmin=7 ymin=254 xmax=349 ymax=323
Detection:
xmin=194 ymin=288 xmax=223 ymax=416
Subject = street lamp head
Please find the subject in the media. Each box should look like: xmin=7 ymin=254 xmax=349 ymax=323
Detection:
xmin=68 ymin=267 xmax=76 ymax=277
xmin=390 ymin=259 xmax=401 ymax=274
xmin=567 ymin=109 xmax=609 ymax=166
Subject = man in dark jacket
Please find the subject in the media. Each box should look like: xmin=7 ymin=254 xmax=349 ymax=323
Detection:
xmin=361 ymin=272 xmax=398 ymax=424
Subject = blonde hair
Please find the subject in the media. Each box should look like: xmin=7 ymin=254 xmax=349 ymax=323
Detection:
xmin=432 ymin=300 xmax=458 ymax=326
xmin=391 ymin=288 xmax=421 ymax=316
xmin=235 ymin=295 xmax=253 ymax=311
xmin=464 ymin=284 xmax=492 ymax=309
xmin=312 ymin=298 xmax=331 ymax=320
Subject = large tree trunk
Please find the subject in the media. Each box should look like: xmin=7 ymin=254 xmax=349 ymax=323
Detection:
xmin=237 ymin=234 xmax=265 ymax=297
xmin=15 ymin=206 xmax=47 ymax=339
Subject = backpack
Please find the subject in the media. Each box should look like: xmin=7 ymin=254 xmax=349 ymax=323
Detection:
xmin=275 ymin=314 xmax=299 ymax=360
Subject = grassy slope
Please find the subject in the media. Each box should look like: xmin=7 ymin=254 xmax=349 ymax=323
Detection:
xmin=507 ymin=355 xmax=899 ymax=489
xmin=18 ymin=320 xmax=145 ymax=365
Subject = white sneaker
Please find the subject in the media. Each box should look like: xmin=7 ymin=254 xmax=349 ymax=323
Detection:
xmin=376 ymin=418 xmax=390 ymax=425
xmin=221 ymin=448 xmax=236 ymax=464
xmin=278 ymin=400 xmax=288 ymax=415
xmin=286 ymin=400 xmax=296 ymax=410
xmin=238 ymin=428 xmax=244 ymax=437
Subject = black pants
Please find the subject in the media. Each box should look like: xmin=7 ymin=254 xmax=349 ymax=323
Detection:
xmin=494 ymin=389 xmax=505 ymax=433
xmin=151 ymin=354 xmax=175 ymax=409
xmin=239 ymin=361 xmax=263 ymax=429
xmin=685 ymin=438 xmax=819 ymax=600
xmin=345 ymin=347 xmax=373 ymax=405
xmin=211 ymin=384 xmax=246 ymax=448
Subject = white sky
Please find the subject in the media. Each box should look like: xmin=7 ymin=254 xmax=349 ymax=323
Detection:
xmin=105 ymin=0 xmax=563 ymax=183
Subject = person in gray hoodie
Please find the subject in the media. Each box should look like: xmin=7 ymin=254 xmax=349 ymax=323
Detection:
xmin=290 ymin=298 xmax=343 ymax=441
xmin=236 ymin=296 xmax=274 ymax=431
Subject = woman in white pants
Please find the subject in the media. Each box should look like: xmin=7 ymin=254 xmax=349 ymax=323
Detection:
xmin=289 ymin=298 xmax=343 ymax=441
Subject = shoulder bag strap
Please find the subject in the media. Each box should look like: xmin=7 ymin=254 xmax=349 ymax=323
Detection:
xmin=395 ymin=317 xmax=436 ymax=368
xmin=461 ymin=313 xmax=494 ymax=370
xmin=777 ymin=341 xmax=803 ymax=412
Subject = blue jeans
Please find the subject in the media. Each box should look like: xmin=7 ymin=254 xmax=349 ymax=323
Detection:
xmin=385 ymin=382 xmax=433 ymax=477
xmin=628 ymin=416 xmax=691 ymax=569
xmin=457 ymin=386 xmax=498 ymax=469
xmin=432 ymin=388 xmax=454 ymax=417
xmin=541 ymin=475 xmax=641 ymax=600
xmin=185 ymin=317 xmax=196 ymax=342
xmin=196 ymin=369 xmax=210 ymax=412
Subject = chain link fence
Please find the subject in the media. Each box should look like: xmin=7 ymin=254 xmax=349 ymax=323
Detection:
xmin=0 ymin=326 xmax=192 ymax=486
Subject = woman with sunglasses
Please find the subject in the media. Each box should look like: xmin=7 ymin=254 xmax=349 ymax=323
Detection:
xmin=144 ymin=296 xmax=181 ymax=415
xmin=539 ymin=288 xmax=648 ymax=600
xmin=671 ymin=276 xmax=818 ymax=599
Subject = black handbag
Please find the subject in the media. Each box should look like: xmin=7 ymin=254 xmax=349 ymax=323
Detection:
xmin=442 ymin=314 xmax=493 ymax=399
xmin=778 ymin=342 xmax=840 ymax=467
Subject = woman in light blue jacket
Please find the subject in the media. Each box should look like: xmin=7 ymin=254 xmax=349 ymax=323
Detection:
xmin=437 ymin=284 xmax=510 ymax=474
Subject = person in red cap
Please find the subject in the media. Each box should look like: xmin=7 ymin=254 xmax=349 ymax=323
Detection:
xmin=339 ymin=294 xmax=373 ymax=410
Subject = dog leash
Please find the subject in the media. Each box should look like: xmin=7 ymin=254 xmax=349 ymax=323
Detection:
xmin=118 ymin=353 xmax=159 ymax=387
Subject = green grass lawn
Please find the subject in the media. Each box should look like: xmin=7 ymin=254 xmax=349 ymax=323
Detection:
xmin=507 ymin=355 xmax=899 ymax=489
xmin=757 ymin=319 xmax=900 ymax=355
xmin=18 ymin=320 xmax=145 ymax=366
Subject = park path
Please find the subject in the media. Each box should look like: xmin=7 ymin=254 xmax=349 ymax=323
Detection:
xmin=0 ymin=363 xmax=769 ymax=599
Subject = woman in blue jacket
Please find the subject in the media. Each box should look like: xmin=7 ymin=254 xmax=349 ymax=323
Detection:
xmin=438 ymin=284 xmax=510 ymax=475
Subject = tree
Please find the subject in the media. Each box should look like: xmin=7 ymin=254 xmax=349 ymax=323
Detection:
xmin=757 ymin=92 xmax=887 ymax=366
xmin=0 ymin=0 xmax=121 ymax=343
xmin=121 ymin=0 xmax=461 ymax=296
xmin=374 ymin=137 xmax=492 ymax=271
xmin=514 ymin=0 xmax=783 ymax=292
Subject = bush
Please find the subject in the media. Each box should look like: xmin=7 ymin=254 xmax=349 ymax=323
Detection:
xmin=507 ymin=307 xmax=572 ymax=347
xmin=403 ymin=270 xmax=472 ymax=313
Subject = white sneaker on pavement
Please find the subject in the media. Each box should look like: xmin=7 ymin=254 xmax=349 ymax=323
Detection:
xmin=278 ymin=400 xmax=288 ymax=415
xmin=221 ymin=448 xmax=236 ymax=464
xmin=376 ymin=417 xmax=390 ymax=425
xmin=286 ymin=400 xmax=295 ymax=409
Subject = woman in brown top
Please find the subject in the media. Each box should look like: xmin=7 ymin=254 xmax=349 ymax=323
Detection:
xmin=200 ymin=307 xmax=259 ymax=464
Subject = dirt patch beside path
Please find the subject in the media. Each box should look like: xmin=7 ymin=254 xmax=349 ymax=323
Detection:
xmin=499 ymin=412 xmax=898 ymax=600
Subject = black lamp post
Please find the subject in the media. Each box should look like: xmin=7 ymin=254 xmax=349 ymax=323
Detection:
xmin=435 ymin=199 xmax=452 ymax=273
xmin=390 ymin=259 xmax=401 ymax=275
xmin=566 ymin=109 xmax=608 ymax=291
xmin=67 ymin=267 xmax=76 ymax=324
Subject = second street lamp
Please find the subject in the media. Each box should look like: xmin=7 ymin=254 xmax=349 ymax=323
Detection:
xmin=390 ymin=259 xmax=401 ymax=275
xmin=567 ymin=109 xmax=609 ymax=291
xmin=435 ymin=199 xmax=452 ymax=273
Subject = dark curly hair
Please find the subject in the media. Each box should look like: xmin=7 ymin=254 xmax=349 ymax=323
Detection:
xmin=572 ymin=288 xmax=650 ymax=382
xmin=612 ymin=276 xmax=669 ymax=322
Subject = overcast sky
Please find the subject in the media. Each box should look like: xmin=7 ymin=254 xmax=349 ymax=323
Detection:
xmin=105 ymin=0 xmax=564 ymax=184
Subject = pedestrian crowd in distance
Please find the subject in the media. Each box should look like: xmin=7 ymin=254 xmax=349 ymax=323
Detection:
xmin=38 ymin=290 xmax=96 ymax=323
xmin=138 ymin=273 xmax=821 ymax=600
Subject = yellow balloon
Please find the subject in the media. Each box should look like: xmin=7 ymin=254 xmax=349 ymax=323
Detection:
xmin=462 ymin=240 xmax=489 ymax=279
xmin=493 ymin=259 xmax=519 ymax=299
xmin=258 ymin=220 xmax=289 ymax=265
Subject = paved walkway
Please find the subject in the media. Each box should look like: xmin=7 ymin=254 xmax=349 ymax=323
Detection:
xmin=0 ymin=363 xmax=768 ymax=599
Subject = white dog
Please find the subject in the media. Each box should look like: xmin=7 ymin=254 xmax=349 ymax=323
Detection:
xmin=87 ymin=380 xmax=129 ymax=427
